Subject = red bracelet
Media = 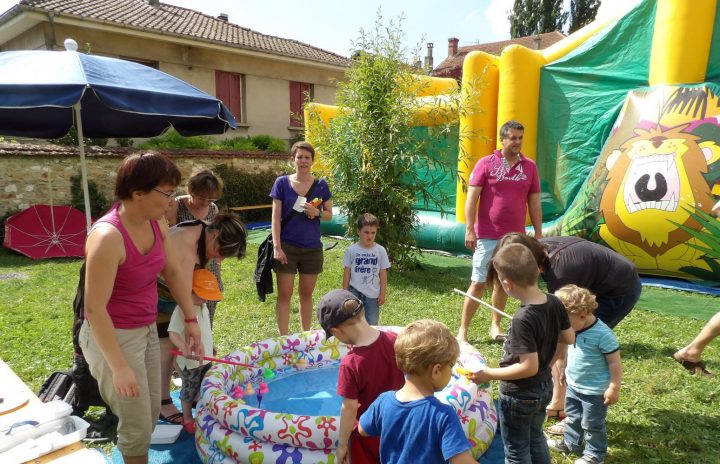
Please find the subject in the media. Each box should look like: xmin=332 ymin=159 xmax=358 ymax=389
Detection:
xmin=184 ymin=317 xmax=198 ymax=324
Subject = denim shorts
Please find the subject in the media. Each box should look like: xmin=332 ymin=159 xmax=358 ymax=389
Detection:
xmin=471 ymin=238 xmax=498 ymax=283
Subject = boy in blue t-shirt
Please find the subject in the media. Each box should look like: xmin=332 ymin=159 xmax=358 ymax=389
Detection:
xmin=342 ymin=213 xmax=391 ymax=325
xmin=547 ymin=285 xmax=622 ymax=464
xmin=358 ymin=320 xmax=476 ymax=464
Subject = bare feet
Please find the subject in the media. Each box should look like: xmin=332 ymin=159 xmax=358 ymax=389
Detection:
xmin=673 ymin=350 xmax=713 ymax=377
xmin=457 ymin=330 xmax=468 ymax=343
xmin=489 ymin=325 xmax=506 ymax=342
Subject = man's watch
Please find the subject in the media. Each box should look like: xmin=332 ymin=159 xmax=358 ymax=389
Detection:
xmin=317 ymin=205 xmax=324 ymax=218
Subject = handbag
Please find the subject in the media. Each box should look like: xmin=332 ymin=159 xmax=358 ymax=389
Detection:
xmin=254 ymin=179 xmax=320 ymax=301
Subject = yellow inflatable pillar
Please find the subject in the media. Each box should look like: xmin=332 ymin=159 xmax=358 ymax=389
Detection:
xmin=496 ymin=45 xmax=546 ymax=160
xmin=408 ymin=74 xmax=459 ymax=97
xmin=649 ymin=0 xmax=716 ymax=85
xmin=457 ymin=51 xmax=498 ymax=222
xmin=304 ymin=103 xmax=339 ymax=174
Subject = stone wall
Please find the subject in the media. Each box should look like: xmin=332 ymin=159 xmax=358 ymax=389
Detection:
xmin=0 ymin=143 xmax=290 ymax=215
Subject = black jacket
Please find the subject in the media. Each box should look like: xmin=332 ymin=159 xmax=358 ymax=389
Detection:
xmin=254 ymin=234 xmax=274 ymax=302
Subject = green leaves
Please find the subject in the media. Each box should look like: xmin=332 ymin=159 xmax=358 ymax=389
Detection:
xmin=309 ymin=14 xmax=462 ymax=270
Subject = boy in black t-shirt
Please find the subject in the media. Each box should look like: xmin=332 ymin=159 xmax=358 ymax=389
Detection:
xmin=471 ymin=243 xmax=575 ymax=463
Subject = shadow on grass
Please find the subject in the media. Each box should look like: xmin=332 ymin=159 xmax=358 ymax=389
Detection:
xmin=609 ymin=408 xmax=720 ymax=463
xmin=393 ymin=261 xmax=470 ymax=295
xmin=620 ymin=341 xmax=678 ymax=361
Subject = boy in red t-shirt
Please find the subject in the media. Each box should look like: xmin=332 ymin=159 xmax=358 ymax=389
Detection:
xmin=317 ymin=289 xmax=405 ymax=464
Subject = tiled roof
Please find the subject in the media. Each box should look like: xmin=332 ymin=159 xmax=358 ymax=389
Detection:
xmin=0 ymin=0 xmax=350 ymax=67
xmin=432 ymin=31 xmax=566 ymax=79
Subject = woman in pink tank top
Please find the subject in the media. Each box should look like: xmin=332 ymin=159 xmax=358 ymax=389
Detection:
xmin=79 ymin=153 xmax=204 ymax=464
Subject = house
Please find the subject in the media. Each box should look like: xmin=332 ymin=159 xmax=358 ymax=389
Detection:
xmin=0 ymin=0 xmax=350 ymax=142
xmin=432 ymin=32 xmax=565 ymax=80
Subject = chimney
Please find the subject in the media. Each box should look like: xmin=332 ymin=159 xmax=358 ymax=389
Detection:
xmin=147 ymin=0 xmax=159 ymax=6
xmin=448 ymin=37 xmax=459 ymax=57
xmin=424 ymin=42 xmax=434 ymax=72
xmin=534 ymin=33 xmax=542 ymax=50
xmin=218 ymin=12 xmax=228 ymax=21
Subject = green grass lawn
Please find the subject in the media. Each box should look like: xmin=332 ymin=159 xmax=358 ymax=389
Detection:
xmin=1 ymin=239 xmax=719 ymax=463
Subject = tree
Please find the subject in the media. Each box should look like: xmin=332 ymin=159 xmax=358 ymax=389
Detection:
xmin=509 ymin=0 xmax=568 ymax=38
xmin=568 ymin=0 xmax=601 ymax=33
xmin=308 ymin=15 xmax=465 ymax=269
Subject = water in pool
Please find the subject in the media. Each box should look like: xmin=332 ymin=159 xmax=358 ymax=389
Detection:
xmin=243 ymin=366 xmax=342 ymax=416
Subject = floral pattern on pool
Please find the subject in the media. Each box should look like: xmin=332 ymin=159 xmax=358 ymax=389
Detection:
xmin=195 ymin=327 xmax=497 ymax=463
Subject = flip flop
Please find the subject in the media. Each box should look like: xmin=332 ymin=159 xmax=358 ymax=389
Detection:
xmin=159 ymin=412 xmax=183 ymax=425
xmin=491 ymin=333 xmax=507 ymax=343
xmin=673 ymin=352 xmax=714 ymax=377
xmin=546 ymin=419 xmax=566 ymax=436
xmin=160 ymin=398 xmax=183 ymax=425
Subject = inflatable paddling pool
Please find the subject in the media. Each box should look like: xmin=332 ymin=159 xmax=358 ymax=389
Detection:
xmin=195 ymin=328 xmax=497 ymax=463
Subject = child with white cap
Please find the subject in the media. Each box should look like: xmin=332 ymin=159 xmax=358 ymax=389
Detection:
xmin=168 ymin=268 xmax=222 ymax=433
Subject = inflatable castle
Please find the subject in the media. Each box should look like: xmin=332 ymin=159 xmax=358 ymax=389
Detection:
xmin=307 ymin=0 xmax=720 ymax=288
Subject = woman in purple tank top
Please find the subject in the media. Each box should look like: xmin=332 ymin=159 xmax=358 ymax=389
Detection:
xmin=79 ymin=153 xmax=204 ymax=464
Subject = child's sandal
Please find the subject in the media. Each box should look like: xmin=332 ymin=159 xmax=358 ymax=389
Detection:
xmin=182 ymin=419 xmax=196 ymax=434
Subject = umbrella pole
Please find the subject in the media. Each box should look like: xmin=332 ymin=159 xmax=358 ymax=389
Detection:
xmin=74 ymin=103 xmax=92 ymax=231
xmin=48 ymin=167 xmax=56 ymax=234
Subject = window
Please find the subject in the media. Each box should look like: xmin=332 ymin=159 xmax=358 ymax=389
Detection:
xmin=120 ymin=57 xmax=159 ymax=69
xmin=289 ymin=81 xmax=313 ymax=127
xmin=215 ymin=71 xmax=244 ymax=122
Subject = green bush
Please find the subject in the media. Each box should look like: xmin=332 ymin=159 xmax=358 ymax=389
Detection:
xmin=140 ymin=130 xmax=287 ymax=152
xmin=214 ymin=164 xmax=290 ymax=222
xmin=308 ymin=15 xmax=464 ymax=269
xmin=218 ymin=136 xmax=259 ymax=151
xmin=288 ymin=131 xmax=305 ymax=147
xmin=51 ymin=126 xmax=108 ymax=147
xmin=138 ymin=130 xmax=214 ymax=150
xmin=114 ymin=137 xmax=134 ymax=147
xmin=250 ymin=134 xmax=286 ymax=152
xmin=70 ymin=174 xmax=109 ymax=219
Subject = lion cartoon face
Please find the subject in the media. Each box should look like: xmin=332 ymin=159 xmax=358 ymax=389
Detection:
xmin=600 ymin=124 xmax=720 ymax=255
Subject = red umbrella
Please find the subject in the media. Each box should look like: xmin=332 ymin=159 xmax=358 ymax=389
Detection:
xmin=3 ymin=205 xmax=86 ymax=259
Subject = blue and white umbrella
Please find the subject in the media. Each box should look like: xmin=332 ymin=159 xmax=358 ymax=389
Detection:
xmin=0 ymin=39 xmax=236 ymax=228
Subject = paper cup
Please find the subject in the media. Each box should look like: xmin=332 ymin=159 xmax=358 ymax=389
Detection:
xmin=292 ymin=196 xmax=307 ymax=213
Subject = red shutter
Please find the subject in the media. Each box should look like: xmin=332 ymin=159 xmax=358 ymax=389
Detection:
xmin=290 ymin=81 xmax=303 ymax=127
xmin=216 ymin=71 xmax=241 ymax=121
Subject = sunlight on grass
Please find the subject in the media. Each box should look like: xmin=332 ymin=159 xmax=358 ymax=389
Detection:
xmin=1 ymin=244 xmax=719 ymax=463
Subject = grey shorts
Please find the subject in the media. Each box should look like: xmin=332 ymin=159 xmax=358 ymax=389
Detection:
xmin=274 ymin=241 xmax=323 ymax=275
xmin=180 ymin=363 xmax=212 ymax=404
xmin=471 ymin=238 xmax=498 ymax=283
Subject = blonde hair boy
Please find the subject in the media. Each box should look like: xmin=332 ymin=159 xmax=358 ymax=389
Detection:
xmin=547 ymin=284 xmax=622 ymax=464
xmin=359 ymin=320 xmax=476 ymax=464
xmin=395 ymin=319 xmax=460 ymax=375
xmin=555 ymin=284 xmax=599 ymax=315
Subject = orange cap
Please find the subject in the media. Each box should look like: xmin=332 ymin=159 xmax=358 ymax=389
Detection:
xmin=192 ymin=268 xmax=223 ymax=301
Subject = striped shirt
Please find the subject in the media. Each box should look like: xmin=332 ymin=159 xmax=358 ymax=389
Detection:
xmin=566 ymin=318 xmax=620 ymax=395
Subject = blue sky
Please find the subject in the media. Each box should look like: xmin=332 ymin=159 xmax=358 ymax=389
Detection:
xmin=0 ymin=0 xmax=641 ymax=59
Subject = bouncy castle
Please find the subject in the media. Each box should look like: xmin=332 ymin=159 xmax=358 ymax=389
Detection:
xmin=308 ymin=0 xmax=720 ymax=287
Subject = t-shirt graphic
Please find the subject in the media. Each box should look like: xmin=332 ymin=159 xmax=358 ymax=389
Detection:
xmin=343 ymin=243 xmax=391 ymax=298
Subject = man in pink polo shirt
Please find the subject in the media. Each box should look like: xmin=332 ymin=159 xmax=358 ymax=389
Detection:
xmin=458 ymin=120 xmax=543 ymax=342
